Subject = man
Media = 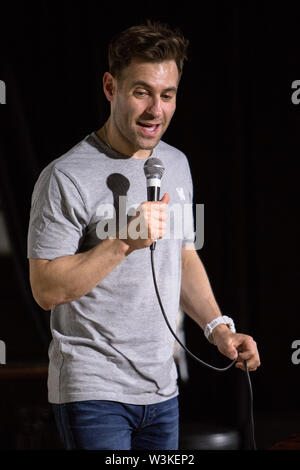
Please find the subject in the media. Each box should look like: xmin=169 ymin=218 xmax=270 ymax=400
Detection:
xmin=27 ymin=21 xmax=260 ymax=450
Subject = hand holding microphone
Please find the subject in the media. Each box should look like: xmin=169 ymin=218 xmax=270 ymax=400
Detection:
xmin=120 ymin=157 xmax=169 ymax=252
xmin=143 ymin=157 xmax=167 ymax=251
xmin=125 ymin=192 xmax=170 ymax=251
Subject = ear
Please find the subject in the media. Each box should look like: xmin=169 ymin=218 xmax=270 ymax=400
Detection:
xmin=103 ymin=72 xmax=116 ymax=102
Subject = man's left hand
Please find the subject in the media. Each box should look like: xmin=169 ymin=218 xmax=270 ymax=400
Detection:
xmin=211 ymin=324 xmax=261 ymax=371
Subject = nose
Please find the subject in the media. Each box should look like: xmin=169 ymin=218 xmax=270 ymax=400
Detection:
xmin=147 ymin=96 xmax=163 ymax=118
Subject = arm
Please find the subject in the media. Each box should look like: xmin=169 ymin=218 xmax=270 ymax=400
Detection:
xmin=29 ymin=237 xmax=130 ymax=311
xmin=180 ymin=245 xmax=260 ymax=371
xmin=29 ymin=193 xmax=170 ymax=311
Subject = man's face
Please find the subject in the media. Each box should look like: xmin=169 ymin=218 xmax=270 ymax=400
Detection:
xmin=108 ymin=59 xmax=179 ymax=155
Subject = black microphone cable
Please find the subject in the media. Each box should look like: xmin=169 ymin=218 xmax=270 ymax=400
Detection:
xmin=150 ymin=247 xmax=257 ymax=450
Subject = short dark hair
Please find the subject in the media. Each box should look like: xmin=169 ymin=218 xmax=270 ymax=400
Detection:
xmin=108 ymin=20 xmax=189 ymax=80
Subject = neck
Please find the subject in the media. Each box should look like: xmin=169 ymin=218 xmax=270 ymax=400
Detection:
xmin=97 ymin=119 xmax=152 ymax=160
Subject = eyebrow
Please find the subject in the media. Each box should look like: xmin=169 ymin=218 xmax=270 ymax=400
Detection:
xmin=131 ymin=80 xmax=177 ymax=93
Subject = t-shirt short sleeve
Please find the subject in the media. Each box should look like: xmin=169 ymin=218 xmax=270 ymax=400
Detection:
xmin=27 ymin=166 xmax=88 ymax=260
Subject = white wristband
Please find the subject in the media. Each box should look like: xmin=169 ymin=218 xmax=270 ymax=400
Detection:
xmin=204 ymin=315 xmax=236 ymax=343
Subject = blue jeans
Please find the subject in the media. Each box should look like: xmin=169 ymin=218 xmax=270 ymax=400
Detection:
xmin=52 ymin=396 xmax=179 ymax=450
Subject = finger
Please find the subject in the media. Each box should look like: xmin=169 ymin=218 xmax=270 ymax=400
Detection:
xmin=234 ymin=336 xmax=258 ymax=356
xmin=218 ymin=341 xmax=239 ymax=361
xmin=149 ymin=224 xmax=167 ymax=240
xmin=237 ymin=344 xmax=260 ymax=364
xmin=237 ymin=350 xmax=254 ymax=361
xmin=226 ymin=347 xmax=239 ymax=360
xmin=235 ymin=361 xmax=258 ymax=372
xmin=153 ymin=210 xmax=168 ymax=221
xmin=160 ymin=193 xmax=170 ymax=204
xmin=235 ymin=355 xmax=261 ymax=371
xmin=146 ymin=200 xmax=167 ymax=213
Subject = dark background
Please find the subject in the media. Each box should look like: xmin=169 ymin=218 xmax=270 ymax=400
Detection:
xmin=0 ymin=1 xmax=299 ymax=450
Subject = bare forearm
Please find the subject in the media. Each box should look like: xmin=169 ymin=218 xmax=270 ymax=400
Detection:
xmin=30 ymin=238 xmax=131 ymax=310
xmin=180 ymin=248 xmax=222 ymax=330
xmin=30 ymin=195 xmax=169 ymax=311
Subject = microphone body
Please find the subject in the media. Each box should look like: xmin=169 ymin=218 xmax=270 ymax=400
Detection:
xmin=143 ymin=158 xmax=165 ymax=250
xmin=147 ymin=182 xmax=160 ymax=203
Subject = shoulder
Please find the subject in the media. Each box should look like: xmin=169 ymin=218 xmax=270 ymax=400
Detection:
xmin=157 ymin=140 xmax=186 ymax=157
xmin=31 ymin=134 xmax=101 ymax=206
xmin=52 ymin=133 xmax=101 ymax=175
xmin=157 ymin=140 xmax=189 ymax=163
xmin=35 ymin=133 xmax=102 ymax=183
xmin=157 ymin=140 xmax=191 ymax=174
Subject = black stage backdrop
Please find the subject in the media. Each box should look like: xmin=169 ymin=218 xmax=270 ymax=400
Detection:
xmin=0 ymin=2 xmax=299 ymax=449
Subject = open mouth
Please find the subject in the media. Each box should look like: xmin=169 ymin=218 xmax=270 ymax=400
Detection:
xmin=137 ymin=121 xmax=161 ymax=136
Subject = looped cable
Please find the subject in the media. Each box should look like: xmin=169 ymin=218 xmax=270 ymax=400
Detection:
xmin=150 ymin=249 xmax=256 ymax=450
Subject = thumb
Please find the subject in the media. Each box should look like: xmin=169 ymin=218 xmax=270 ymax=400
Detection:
xmin=226 ymin=346 xmax=238 ymax=360
xmin=218 ymin=338 xmax=238 ymax=360
xmin=160 ymin=193 xmax=170 ymax=204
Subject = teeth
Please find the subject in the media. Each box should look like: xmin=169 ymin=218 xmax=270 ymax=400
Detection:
xmin=138 ymin=122 xmax=158 ymax=128
xmin=137 ymin=122 xmax=159 ymax=133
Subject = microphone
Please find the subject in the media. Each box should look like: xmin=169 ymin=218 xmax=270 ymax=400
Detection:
xmin=144 ymin=157 xmax=165 ymax=250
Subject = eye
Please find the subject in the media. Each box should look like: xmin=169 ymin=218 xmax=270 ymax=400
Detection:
xmin=161 ymin=94 xmax=174 ymax=101
xmin=134 ymin=90 xmax=148 ymax=98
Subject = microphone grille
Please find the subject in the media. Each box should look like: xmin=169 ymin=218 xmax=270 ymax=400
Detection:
xmin=144 ymin=157 xmax=165 ymax=180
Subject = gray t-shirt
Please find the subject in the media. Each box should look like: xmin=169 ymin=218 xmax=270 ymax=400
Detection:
xmin=27 ymin=132 xmax=194 ymax=405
